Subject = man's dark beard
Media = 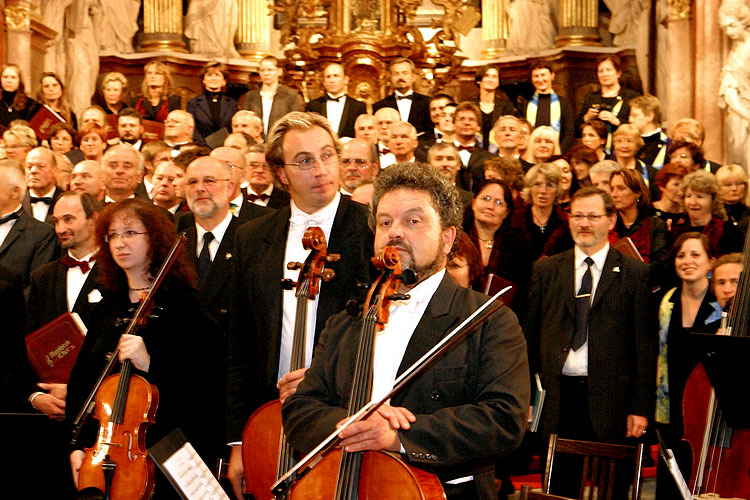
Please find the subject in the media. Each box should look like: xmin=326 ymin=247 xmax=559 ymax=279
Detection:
xmin=385 ymin=238 xmax=445 ymax=290
xmin=121 ymin=137 xmax=138 ymax=145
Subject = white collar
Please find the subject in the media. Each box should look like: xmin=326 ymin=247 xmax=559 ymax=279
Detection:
xmin=30 ymin=186 xmax=56 ymax=199
xmin=289 ymin=192 xmax=341 ymax=225
xmin=574 ymin=243 xmax=610 ymax=271
xmin=395 ymin=90 xmax=414 ymax=97
xmin=248 ymin=184 xmax=274 ymax=197
xmin=394 ymin=269 xmax=446 ymax=310
xmin=196 ymin=210 xmax=233 ymax=245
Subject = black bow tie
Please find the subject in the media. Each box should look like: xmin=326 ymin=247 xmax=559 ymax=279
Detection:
xmin=396 ymin=94 xmax=413 ymax=101
xmin=326 ymin=95 xmax=343 ymax=102
xmin=0 ymin=209 xmax=20 ymax=225
xmin=247 ymin=193 xmax=270 ymax=202
xmin=30 ymin=196 xmax=53 ymax=205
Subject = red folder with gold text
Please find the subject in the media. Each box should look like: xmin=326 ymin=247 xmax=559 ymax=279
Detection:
xmin=25 ymin=312 xmax=87 ymax=383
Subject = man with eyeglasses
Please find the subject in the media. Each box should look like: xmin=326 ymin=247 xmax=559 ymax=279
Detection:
xmin=209 ymin=146 xmax=270 ymax=224
xmin=453 ymin=102 xmax=496 ymax=193
xmin=339 ymin=138 xmax=379 ymax=195
xmin=525 ymin=187 xmax=654 ymax=499
xmin=226 ymin=111 xmax=373 ymax=499
xmin=163 ymin=110 xmax=195 ymax=153
xmin=245 ymin=144 xmax=290 ymax=208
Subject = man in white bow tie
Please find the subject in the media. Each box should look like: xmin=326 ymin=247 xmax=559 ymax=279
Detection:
xmin=226 ymin=111 xmax=374 ymax=498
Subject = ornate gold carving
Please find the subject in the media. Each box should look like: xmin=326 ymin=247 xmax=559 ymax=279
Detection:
xmin=5 ymin=5 xmax=30 ymax=31
xmin=669 ymin=0 xmax=691 ymax=20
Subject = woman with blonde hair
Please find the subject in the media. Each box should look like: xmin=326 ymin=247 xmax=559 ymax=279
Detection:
xmin=715 ymin=163 xmax=749 ymax=226
xmin=522 ymin=125 xmax=560 ymax=166
xmin=132 ymin=61 xmax=180 ymax=123
xmin=36 ymin=72 xmax=76 ymax=128
xmin=97 ymin=72 xmax=130 ymax=115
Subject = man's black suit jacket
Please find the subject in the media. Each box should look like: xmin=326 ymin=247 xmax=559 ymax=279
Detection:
xmin=305 ymin=95 xmax=367 ymax=139
xmin=22 ymin=187 xmax=63 ymax=225
xmin=458 ymin=147 xmax=496 ymax=193
xmin=266 ymin=186 xmax=290 ymax=209
xmin=524 ymin=247 xmax=656 ymax=443
xmin=187 ymin=93 xmax=238 ymax=146
xmin=227 ymin=196 xmax=373 ymax=440
xmin=282 ymin=273 xmax=530 ymax=500
xmin=26 ymin=259 xmax=100 ymax=333
xmin=235 ymin=199 xmax=273 ymax=225
xmin=0 ymin=211 xmax=57 ymax=285
xmin=238 ymin=84 xmax=304 ymax=138
xmin=373 ymin=93 xmax=432 ymax=137
xmin=177 ymin=213 xmax=245 ymax=333
xmin=0 ymin=265 xmax=31 ymax=412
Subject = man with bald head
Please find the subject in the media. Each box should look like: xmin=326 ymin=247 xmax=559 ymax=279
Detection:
xmin=0 ymin=160 xmax=56 ymax=284
xmin=374 ymin=107 xmax=401 ymax=168
xmin=70 ymin=161 xmax=106 ymax=201
xmin=306 ymin=63 xmax=367 ymax=139
xmin=101 ymin=144 xmax=144 ymax=203
xmin=209 ymin=146 xmax=270 ymax=224
xmin=340 ymin=138 xmax=379 ymax=195
xmin=164 ymin=110 xmax=195 ymax=152
xmin=24 ymin=147 xmax=62 ymax=223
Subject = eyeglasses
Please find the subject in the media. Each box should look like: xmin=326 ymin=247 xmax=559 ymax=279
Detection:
xmin=248 ymin=161 xmax=271 ymax=170
xmin=570 ymin=213 xmax=608 ymax=222
xmin=532 ymin=182 xmax=556 ymax=190
xmin=186 ymin=177 xmax=230 ymax=188
xmin=105 ymin=230 xmax=148 ymax=242
xmin=284 ymin=151 xmax=338 ymax=170
xmin=341 ymin=158 xmax=370 ymax=169
xmin=478 ymin=195 xmax=506 ymax=207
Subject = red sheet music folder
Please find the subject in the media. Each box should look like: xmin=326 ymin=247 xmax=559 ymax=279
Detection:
xmin=25 ymin=312 xmax=87 ymax=384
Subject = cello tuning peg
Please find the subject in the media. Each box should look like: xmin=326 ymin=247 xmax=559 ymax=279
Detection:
xmin=398 ymin=269 xmax=417 ymax=285
xmin=320 ymin=269 xmax=336 ymax=281
xmin=326 ymin=254 xmax=341 ymax=263
xmin=386 ymin=293 xmax=411 ymax=301
xmin=280 ymin=279 xmax=295 ymax=290
xmin=287 ymin=262 xmax=303 ymax=270
xmin=356 ymin=282 xmax=371 ymax=290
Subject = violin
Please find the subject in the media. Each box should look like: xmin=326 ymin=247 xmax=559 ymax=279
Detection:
xmin=241 ymin=226 xmax=339 ymax=499
xmin=72 ymin=234 xmax=187 ymax=500
xmin=680 ymin=229 xmax=750 ymax=499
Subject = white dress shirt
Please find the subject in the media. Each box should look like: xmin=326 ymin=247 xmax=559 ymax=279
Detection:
xmin=0 ymin=204 xmax=22 ymax=247
xmin=277 ymin=193 xmax=341 ymax=381
xmin=30 ymin=186 xmax=56 ymax=222
xmin=66 ymin=249 xmax=98 ymax=311
xmin=394 ymin=90 xmax=414 ymax=122
xmin=325 ymin=94 xmax=346 ymax=134
xmin=196 ymin=211 xmax=233 ymax=261
xmin=562 ymin=243 xmax=610 ymax=376
xmin=260 ymin=88 xmax=276 ymax=136
xmin=247 ymin=184 xmax=274 ymax=207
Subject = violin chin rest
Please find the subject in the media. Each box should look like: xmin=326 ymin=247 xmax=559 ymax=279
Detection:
xmin=78 ymin=487 xmax=105 ymax=500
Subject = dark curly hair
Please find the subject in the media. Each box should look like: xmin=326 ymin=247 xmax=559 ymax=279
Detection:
xmin=95 ymin=198 xmax=196 ymax=293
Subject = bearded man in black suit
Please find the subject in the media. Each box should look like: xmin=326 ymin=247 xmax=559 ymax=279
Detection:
xmin=373 ymin=58 xmax=432 ymax=138
xmin=226 ymin=111 xmax=374 ymax=498
xmin=306 ymin=63 xmax=367 ymax=140
xmin=281 ymin=162 xmax=529 ymax=500
xmin=524 ymin=187 xmax=655 ymax=498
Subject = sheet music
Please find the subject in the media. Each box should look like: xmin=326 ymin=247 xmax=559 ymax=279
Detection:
xmin=160 ymin=443 xmax=230 ymax=500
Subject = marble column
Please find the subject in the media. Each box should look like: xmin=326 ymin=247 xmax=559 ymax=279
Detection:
xmin=556 ymin=0 xmax=601 ymax=46
xmin=694 ymin=0 xmax=724 ymax=164
xmin=236 ymin=0 xmax=270 ymax=61
xmin=140 ymin=0 xmax=186 ymax=52
xmin=5 ymin=0 xmax=32 ymax=86
xmin=480 ymin=0 xmax=507 ymax=59
xmin=664 ymin=2 xmax=694 ymax=133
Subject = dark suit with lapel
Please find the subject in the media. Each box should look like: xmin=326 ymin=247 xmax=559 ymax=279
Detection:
xmin=0 ymin=211 xmax=57 ymax=285
xmin=186 ymin=93 xmax=238 ymax=146
xmin=238 ymin=84 xmax=304 ymax=138
xmin=235 ymin=199 xmax=272 ymax=225
xmin=226 ymin=196 xmax=374 ymax=440
xmin=266 ymin=186 xmax=290 ymax=209
xmin=22 ymin=187 xmax=63 ymax=225
xmin=26 ymin=258 xmax=100 ymax=333
xmin=306 ymin=95 xmax=367 ymax=139
xmin=524 ymin=247 xmax=655 ymax=444
xmin=282 ymin=273 xmax=530 ymax=500
xmin=457 ymin=146 xmax=496 ymax=193
xmin=373 ymin=93 xmax=432 ymax=137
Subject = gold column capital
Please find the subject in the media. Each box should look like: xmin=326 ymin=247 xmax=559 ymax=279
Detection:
xmin=669 ymin=0 xmax=691 ymax=20
xmin=5 ymin=4 xmax=30 ymax=31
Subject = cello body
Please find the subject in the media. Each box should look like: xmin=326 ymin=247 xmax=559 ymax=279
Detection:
xmin=682 ymin=364 xmax=750 ymax=499
xmin=77 ymin=371 xmax=159 ymax=500
xmin=242 ymin=400 xmax=284 ymax=500
xmin=287 ymin=449 xmax=445 ymax=500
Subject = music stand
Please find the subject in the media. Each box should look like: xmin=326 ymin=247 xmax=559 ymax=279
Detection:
xmin=688 ymin=333 xmax=750 ymax=429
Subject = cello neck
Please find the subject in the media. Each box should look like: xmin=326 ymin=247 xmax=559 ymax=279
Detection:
xmin=289 ymin=281 xmax=311 ymax=372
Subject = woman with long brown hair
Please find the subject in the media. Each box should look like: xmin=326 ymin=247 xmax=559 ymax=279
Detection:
xmin=36 ymin=72 xmax=76 ymax=128
xmin=132 ymin=61 xmax=180 ymax=123
xmin=66 ymin=199 xmax=223 ymax=499
xmin=0 ymin=63 xmax=39 ymax=126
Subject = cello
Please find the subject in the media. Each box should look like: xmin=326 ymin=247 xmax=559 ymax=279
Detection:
xmin=679 ymin=231 xmax=750 ymax=499
xmin=71 ymin=234 xmax=186 ymax=500
xmin=241 ymin=226 xmax=340 ymax=499
xmin=278 ymin=246 xmax=446 ymax=500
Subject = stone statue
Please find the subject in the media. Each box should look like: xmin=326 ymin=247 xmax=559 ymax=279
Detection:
xmin=185 ymin=0 xmax=241 ymax=59
xmin=40 ymin=0 xmax=73 ymax=80
xmin=505 ymin=0 xmax=557 ymax=54
xmin=66 ymin=0 xmax=99 ymax=117
xmin=98 ymin=0 xmax=139 ymax=53
xmin=718 ymin=0 xmax=750 ymax=169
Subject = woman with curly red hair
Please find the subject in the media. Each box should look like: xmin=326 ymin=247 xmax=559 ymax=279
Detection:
xmin=66 ymin=199 xmax=223 ymax=500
